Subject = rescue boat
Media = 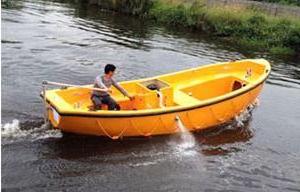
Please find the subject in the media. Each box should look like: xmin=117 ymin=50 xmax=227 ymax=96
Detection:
xmin=42 ymin=59 xmax=270 ymax=139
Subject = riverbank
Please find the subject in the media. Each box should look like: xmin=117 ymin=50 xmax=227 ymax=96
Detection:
xmin=88 ymin=0 xmax=300 ymax=56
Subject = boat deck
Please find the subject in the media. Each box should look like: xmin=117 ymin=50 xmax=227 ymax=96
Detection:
xmin=45 ymin=59 xmax=267 ymax=113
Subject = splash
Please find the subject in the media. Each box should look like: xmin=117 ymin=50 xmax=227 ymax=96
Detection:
xmin=171 ymin=116 xmax=205 ymax=172
xmin=1 ymin=119 xmax=62 ymax=143
xmin=234 ymin=99 xmax=259 ymax=127
xmin=1 ymin=119 xmax=26 ymax=138
xmin=175 ymin=116 xmax=196 ymax=152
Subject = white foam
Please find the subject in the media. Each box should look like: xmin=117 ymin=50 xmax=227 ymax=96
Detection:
xmin=1 ymin=119 xmax=62 ymax=143
xmin=172 ymin=116 xmax=198 ymax=157
xmin=177 ymin=117 xmax=196 ymax=147
xmin=129 ymin=160 xmax=159 ymax=167
xmin=1 ymin=119 xmax=25 ymax=138
xmin=172 ymin=117 xmax=206 ymax=173
xmin=234 ymin=100 xmax=258 ymax=127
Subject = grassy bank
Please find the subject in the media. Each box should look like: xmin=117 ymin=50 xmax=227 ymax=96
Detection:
xmin=65 ymin=0 xmax=300 ymax=55
xmin=146 ymin=0 xmax=300 ymax=55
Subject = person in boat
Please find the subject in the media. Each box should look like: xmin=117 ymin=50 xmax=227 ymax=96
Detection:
xmin=91 ymin=64 xmax=133 ymax=110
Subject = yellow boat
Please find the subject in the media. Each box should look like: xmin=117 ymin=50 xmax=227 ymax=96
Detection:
xmin=42 ymin=59 xmax=270 ymax=139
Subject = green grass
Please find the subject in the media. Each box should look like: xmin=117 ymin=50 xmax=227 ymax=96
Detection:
xmin=146 ymin=0 xmax=300 ymax=55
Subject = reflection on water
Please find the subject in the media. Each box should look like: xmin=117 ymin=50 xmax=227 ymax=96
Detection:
xmin=199 ymin=119 xmax=253 ymax=156
xmin=2 ymin=0 xmax=300 ymax=191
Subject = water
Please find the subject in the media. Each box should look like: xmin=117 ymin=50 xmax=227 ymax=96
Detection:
xmin=2 ymin=0 xmax=300 ymax=191
xmin=175 ymin=116 xmax=196 ymax=150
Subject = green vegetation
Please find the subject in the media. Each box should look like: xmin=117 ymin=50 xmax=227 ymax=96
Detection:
xmin=1 ymin=0 xmax=23 ymax=9
xmin=146 ymin=0 xmax=300 ymax=55
xmin=14 ymin=0 xmax=298 ymax=55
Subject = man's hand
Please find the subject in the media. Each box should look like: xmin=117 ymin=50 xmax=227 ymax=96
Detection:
xmin=128 ymin=95 xmax=135 ymax=101
xmin=106 ymin=88 xmax=113 ymax=94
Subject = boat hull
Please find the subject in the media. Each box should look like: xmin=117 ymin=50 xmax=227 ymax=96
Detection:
xmin=47 ymin=83 xmax=264 ymax=139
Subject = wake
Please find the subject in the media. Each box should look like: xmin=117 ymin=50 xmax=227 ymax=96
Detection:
xmin=1 ymin=119 xmax=62 ymax=144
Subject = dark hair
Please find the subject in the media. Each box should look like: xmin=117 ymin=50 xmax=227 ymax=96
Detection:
xmin=104 ymin=64 xmax=116 ymax=74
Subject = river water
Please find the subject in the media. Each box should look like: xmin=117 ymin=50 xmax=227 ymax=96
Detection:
xmin=2 ymin=0 xmax=300 ymax=191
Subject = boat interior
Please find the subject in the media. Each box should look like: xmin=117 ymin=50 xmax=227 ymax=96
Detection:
xmin=50 ymin=61 xmax=266 ymax=111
